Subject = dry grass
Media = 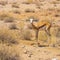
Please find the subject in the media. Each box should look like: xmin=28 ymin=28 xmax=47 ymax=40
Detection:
xmin=9 ymin=23 xmax=18 ymax=30
xmin=12 ymin=10 xmax=20 ymax=14
xmin=25 ymin=9 xmax=35 ymax=13
xmin=12 ymin=3 xmax=19 ymax=8
xmin=0 ymin=14 xmax=8 ymax=20
xmin=0 ymin=12 xmax=59 ymax=46
xmin=38 ymin=31 xmax=48 ymax=42
xmin=22 ymin=0 xmax=33 ymax=4
xmin=0 ymin=0 xmax=60 ymax=60
xmin=49 ymin=26 xmax=60 ymax=46
xmin=0 ymin=44 xmax=20 ymax=60
xmin=0 ymin=28 xmax=19 ymax=45
xmin=0 ymin=1 xmax=7 ymax=6
xmin=20 ymin=28 xmax=32 ymax=40
xmin=56 ymin=27 xmax=60 ymax=38
xmin=0 ymin=14 xmax=15 ymax=22
xmin=4 ymin=17 xmax=15 ymax=23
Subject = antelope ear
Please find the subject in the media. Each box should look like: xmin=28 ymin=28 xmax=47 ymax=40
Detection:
xmin=30 ymin=18 xmax=33 ymax=23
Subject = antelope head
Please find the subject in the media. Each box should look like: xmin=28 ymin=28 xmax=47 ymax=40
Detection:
xmin=26 ymin=17 xmax=38 ymax=23
xmin=26 ymin=17 xmax=39 ymax=29
xmin=29 ymin=18 xmax=34 ymax=23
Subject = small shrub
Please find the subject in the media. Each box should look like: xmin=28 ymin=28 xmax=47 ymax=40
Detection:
xmin=50 ymin=27 xmax=58 ymax=36
xmin=23 ymin=30 xmax=32 ymax=40
xmin=56 ymin=27 xmax=60 ymax=37
xmin=22 ymin=0 xmax=33 ymax=4
xmin=22 ymin=2 xmax=31 ymax=4
xmin=0 ymin=14 xmax=15 ymax=22
xmin=54 ymin=14 xmax=60 ymax=17
xmin=0 ymin=1 xmax=7 ymax=6
xmin=4 ymin=17 xmax=14 ymax=23
xmin=0 ymin=45 xmax=20 ymax=60
xmin=9 ymin=24 xmax=18 ymax=30
xmin=50 ymin=26 xmax=60 ymax=46
xmin=25 ymin=9 xmax=35 ymax=13
xmin=57 ymin=9 xmax=60 ymax=12
xmin=20 ymin=29 xmax=32 ymax=40
xmin=12 ymin=4 xmax=19 ymax=8
xmin=0 ymin=29 xmax=18 ymax=45
xmin=13 ymin=10 xmax=20 ymax=14
xmin=38 ymin=31 xmax=48 ymax=42
xmin=0 ymin=14 xmax=8 ymax=20
xmin=27 ymin=0 xmax=33 ymax=4
xmin=50 ymin=26 xmax=60 ymax=36
xmin=0 ymin=51 xmax=19 ymax=60
xmin=36 ymin=6 xmax=41 ymax=9
xmin=48 ymin=8 xmax=54 ymax=11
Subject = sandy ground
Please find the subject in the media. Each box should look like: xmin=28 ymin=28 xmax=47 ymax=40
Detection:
xmin=19 ymin=45 xmax=60 ymax=60
xmin=1 ymin=40 xmax=60 ymax=60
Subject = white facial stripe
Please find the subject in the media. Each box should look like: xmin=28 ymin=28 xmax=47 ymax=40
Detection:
xmin=30 ymin=18 xmax=33 ymax=23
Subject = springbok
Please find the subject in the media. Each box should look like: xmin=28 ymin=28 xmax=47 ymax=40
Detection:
xmin=27 ymin=17 xmax=51 ymax=46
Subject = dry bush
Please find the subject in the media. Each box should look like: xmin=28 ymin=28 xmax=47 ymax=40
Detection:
xmin=12 ymin=3 xmax=19 ymax=8
xmin=0 ymin=29 xmax=19 ymax=45
xmin=36 ymin=6 xmax=41 ymax=9
xmin=0 ymin=1 xmax=7 ymax=6
xmin=0 ymin=14 xmax=8 ymax=20
xmin=50 ymin=26 xmax=59 ymax=36
xmin=13 ymin=10 xmax=20 ymax=14
xmin=51 ymin=1 xmax=59 ymax=4
xmin=0 ymin=14 xmax=15 ymax=22
xmin=22 ymin=30 xmax=32 ymax=40
xmin=57 ymin=0 xmax=60 ymax=1
xmin=25 ymin=9 xmax=35 ymax=13
xmin=22 ymin=2 xmax=30 ymax=4
xmin=20 ymin=28 xmax=33 ymax=40
xmin=27 ymin=0 xmax=33 ymax=3
xmin=38 ymin=31 xmax=48 ymax=42
xmin=4 ymin=17 xmax=14 ymax=23
xmin=9 ymin=24 xmax=18 ymax=30
xmin=54 ymin=14 xmax=60 ymax=17
xmin=56 ymin=28 xmax=60 ymax=37
xmin=0 ymin=44 xmax=20 ymax=60
xmin=22 ymin=0 xmax=33 ymax=4
xmin=50 ymin=26 xmax=60 ymax=46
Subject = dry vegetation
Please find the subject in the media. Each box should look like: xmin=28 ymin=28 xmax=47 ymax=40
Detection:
xmin=0 ymin=44 xmax=20 ymax=60
xmin=0 ymin=28 xmax=20 ymax=45
xmin=0 ymin=1 xmax=7 ymax=6
xmin=0 ymin=0 xmax=60 ymax=60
